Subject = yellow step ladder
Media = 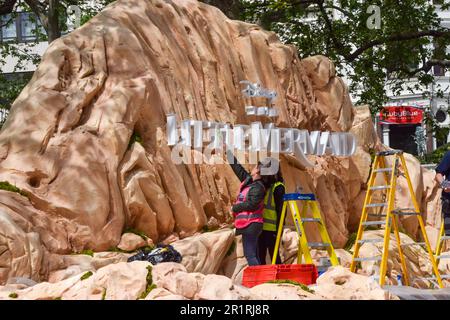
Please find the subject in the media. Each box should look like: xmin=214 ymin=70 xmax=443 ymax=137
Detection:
xmin=434 ymin=221 xmax=450 ymax=281
xmin=350 ymin=150 xmax=443 ymax=288
xmin=272 ymin=193 xmax=339 ymax=266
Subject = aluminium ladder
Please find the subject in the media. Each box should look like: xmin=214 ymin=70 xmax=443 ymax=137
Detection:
xmin=272 ymin=193 xmax=339 ymax=266
xmin=350 ymin=150 xmax=443 ymax=288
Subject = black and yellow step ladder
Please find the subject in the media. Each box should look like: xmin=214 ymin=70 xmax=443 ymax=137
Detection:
xmin=272 ymin=193 xmax=339 ymax=266
xmin=350 ymin=149 xmax=443 ymax=288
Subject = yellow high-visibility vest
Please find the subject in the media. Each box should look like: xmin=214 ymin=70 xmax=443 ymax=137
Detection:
xmin=263 ymin=182 xmax=284 ymax=232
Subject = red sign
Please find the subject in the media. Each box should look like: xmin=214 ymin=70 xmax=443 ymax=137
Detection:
xmin=379 ymin=106 xmax=423 ymax=124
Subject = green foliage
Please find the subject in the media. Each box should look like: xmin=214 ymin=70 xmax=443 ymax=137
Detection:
xmin=138 ymin=265 xmax=157 ymax=299
xmin=266 ymin=279 xmax=315 ymax=293
xmin=0 ymin=181 xmax=28 ymax=198
xmin=123 ymin=228 xmax=148 ymax=240
xmin=77 ymin=249 xmax=94 ymax=257
xmin=8 ymin=292 xmax=18 ymax=299
xmin=238 ymin=0 xmax=447 ymax=113
xmin=422 ymin=142 xmax=450 ymax=164
xmin=80 ymin=271 xmax=93 ymax=281
xmin=54 ymin=297 xmax=62 ymax=300
xmin=225 ymin=239 xmax=236 ymax=257
xmin=128 ymin=131 xmax=143 ymax=149
xmin=0 ymin=73 xmax=33 ymax=111
xmin=344 ymin=232 xmax=357 ymax=252
xmin=0 ymin=1 xmax=114 ymax=118
xmin=101 ymin=288 xmax=107 ymax=300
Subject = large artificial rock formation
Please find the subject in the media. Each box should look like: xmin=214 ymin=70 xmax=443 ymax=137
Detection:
xmin=172 ymin=228 xmax=235 ymax=274
xmin=0 ymin=0 xmax=445 ymax=288
xmin=0 ymin=261 xmax=400 ymax=300
xmin=0 ymin=0 xmax=358 ymax=284
xmin=313 ymin=266 xmax=398 ymax=300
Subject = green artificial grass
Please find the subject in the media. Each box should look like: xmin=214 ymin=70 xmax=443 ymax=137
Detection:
xmin=266 ymin=279 xmax=315 ymax=294
xmin=123 ymin=228 xmax=148 ymax=240
xmin=138 ymin=265 xmax=157 ymax=299
xmin=0 ymin=181 xmax=28 ymax=198
xmin=80 ymin=271 xmax=93 ymax=281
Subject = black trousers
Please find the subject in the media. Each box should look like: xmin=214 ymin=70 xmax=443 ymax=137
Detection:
xmin=258 ymin=230 xmax=282 ymax=265
xmin=442 ymin=198 xmax=450 ymax=236
xmin=237 ymin=222 xmax=263 ymax=266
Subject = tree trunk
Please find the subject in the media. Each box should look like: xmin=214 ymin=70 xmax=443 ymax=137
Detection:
xmin=47 ymin=0 xmax=60 ymax=43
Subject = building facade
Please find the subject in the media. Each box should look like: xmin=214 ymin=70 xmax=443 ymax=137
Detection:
xmin=367 ymin=5 xmax=450 ymax=156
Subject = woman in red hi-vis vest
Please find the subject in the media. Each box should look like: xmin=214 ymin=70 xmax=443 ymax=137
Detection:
xmin=227 ymin=150 xmax=271 ymax=266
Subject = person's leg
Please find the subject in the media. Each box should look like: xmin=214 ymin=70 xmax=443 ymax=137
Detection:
xmin=443 ymin=198 xmax=450 ymax=236
xmin=257 ymin=231 xmax=267 ymax=265
xmin=242 ymin=223 xmax=263 ymax=266
xmin=267 ymin=231 xmax=282 ymax=264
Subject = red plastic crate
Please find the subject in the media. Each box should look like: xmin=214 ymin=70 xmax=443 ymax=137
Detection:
xmin=242 ymin=264 xmax=318 ymax=288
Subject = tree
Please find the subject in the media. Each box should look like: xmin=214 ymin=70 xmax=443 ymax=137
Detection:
xmin=200 ymin=0 xmax=244 ymax=20
xmin=0 ymin=0 xmax=115 ymax=43
xmin=0 ymin=0 xmax=114 ymax=124
xmin=236 ymin=0 xmax=450 ymax=114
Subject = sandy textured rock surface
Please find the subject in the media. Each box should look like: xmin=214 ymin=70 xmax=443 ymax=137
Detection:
xmin=314 ymin=266 xmax=398 ymax=300
xmin=0 ymin=0 xmax=443 ymax=289
xmin=117 ymin=233 xmax=147 ymax=252
xmin=0 ymin=0 xmax=360 ymax=284
xmin=172 ymin=228 xmax=235 ymax=274
xmin=250 ymin=283 xmax=320 ymax=300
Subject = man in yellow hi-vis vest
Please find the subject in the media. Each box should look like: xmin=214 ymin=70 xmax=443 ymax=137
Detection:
xmin=259 ymin=166 xmax=285 ymax=265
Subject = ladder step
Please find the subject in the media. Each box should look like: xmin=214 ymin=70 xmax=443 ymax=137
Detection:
xmin=353 ymin=256 xmax=382 ymax=262
xmin=374 ymin=168 xmax=392 ymax=173
xmin=307 ymin=242 xmax=330 ymax=248
xmin=362 ymin=220 xmax=387 ymax=226
xmin=376 ymin=150 xmax=402 ymax=156
xmin=391 ymin=210 xmax=420 ymax=216
xmin=437 ymin=255 xmax=450 ymax=260
xmin=401 ymin=242 xmax=426 ymax=247
xmin=357 ymin=238 xmax=384 ymax=244
xmin=365 ymin=203 xmax=388 ymax=208
xmin=367 ymin=213 xmax=387 ymax=218
xmin=415 ymin=277 xmax=436 ymax=281
xmin=369 ymin=186 xmax=391 ymax=191
xmin=301 ymin=218 xmax=321 ymax=223
xmin=440 ymin=236 xmax=450 ymax=241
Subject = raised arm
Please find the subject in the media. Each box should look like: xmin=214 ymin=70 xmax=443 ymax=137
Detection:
xmin=226 ymin=149 xmax=250 ymax=182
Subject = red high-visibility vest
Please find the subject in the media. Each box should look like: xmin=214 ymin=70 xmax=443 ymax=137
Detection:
xmin=233 ymin=180 xmax=264 ymax=229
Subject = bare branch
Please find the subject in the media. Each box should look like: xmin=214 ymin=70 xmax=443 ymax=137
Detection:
xmin=391 ymin=59 xmax=450 ymax=77
xmin=316 ymin=0 xmax=350 ymax=56
xmin=347 ymin=30 xmax=450 ymax=62
xmin=23 ymin=0 xmax=49 ymax=30
xmin=242 ymin=0 xmax=317 ymax=10
xmin=0 ymin=14 xmax=14 ymax=28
